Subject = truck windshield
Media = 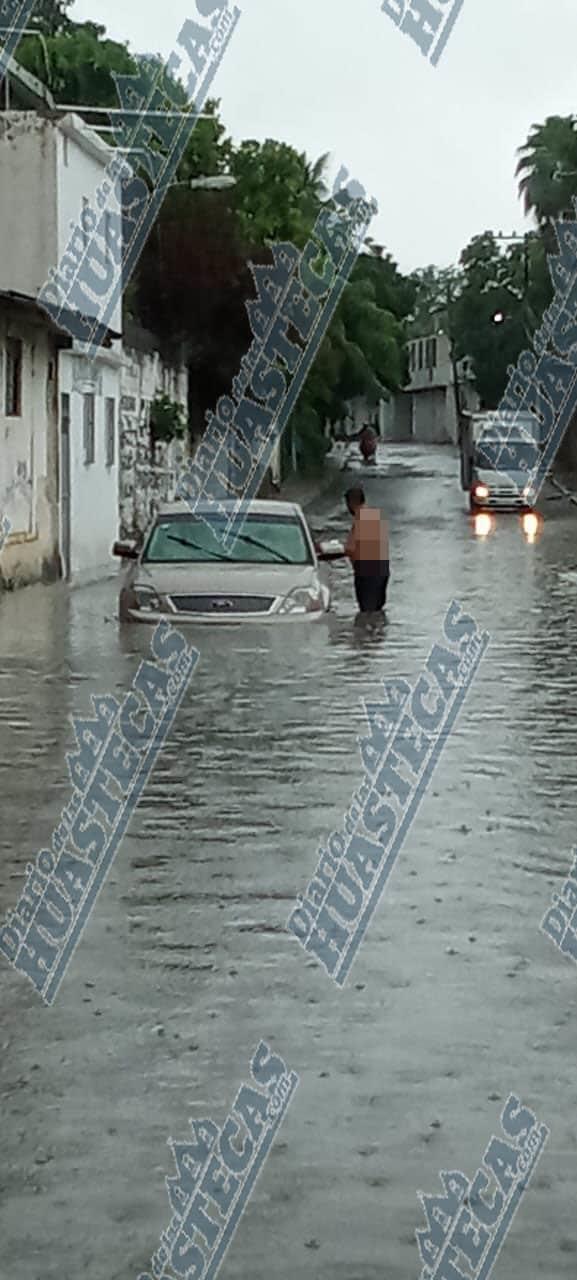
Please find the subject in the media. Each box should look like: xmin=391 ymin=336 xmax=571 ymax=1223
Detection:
xmin=475 ymin=439 xmax=540 ymax=471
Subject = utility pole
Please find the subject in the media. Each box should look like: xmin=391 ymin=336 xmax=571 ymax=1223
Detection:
xmin=493 ymin=230 xmax=532 ymax=338
xmin=444 ymin=283 xmax=463 ymax=438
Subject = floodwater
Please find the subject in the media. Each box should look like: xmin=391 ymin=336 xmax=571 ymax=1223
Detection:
xmin=1 ymin=443 xmax=577 ymax=1280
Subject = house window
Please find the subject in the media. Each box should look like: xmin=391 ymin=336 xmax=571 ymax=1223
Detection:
xmin=83 ymin=393 xmax=95 ymax=464
xmin=418 ymin=341 xmax=424 ymax=370
xmin=61 ymin=393 xmax=71 ymax=432
xmin=5 ymin=338 xmax=23 ymax=416
xmin=105 ymin=397 xmax=116 ymax=467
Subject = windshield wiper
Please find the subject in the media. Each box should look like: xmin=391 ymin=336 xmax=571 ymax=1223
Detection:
xmin=231 ymin=532 xmax=293 ymax=564
xmin=165 ymin=534 xmax=232 ymax=562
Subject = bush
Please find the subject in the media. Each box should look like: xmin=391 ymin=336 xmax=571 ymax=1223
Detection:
xmin=149 ymin=395 xmax=186 ymax=446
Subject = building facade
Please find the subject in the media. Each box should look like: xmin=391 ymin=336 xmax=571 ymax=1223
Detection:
xmin=403 ymin=331 xmax=479 ymax=445
xmin=0 ymin=294 xmax=60 ymax=587
xmin=0 ymin=110 xmax=122 ymax=584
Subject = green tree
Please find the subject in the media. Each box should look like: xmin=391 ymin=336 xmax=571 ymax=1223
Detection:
xmin=408 ymin=264 xmax=462 ymax=336
xmin=451 ymin=233 xmax=538 ymax=408
xmin=18 ymin=26 xmax=231 ymax=188
xmin=517 ymin=115 xmax=577 ymax=233
xmin=285 ymin=257 xmax=409 ymax=471
xmin=355 ymin=248 xmax=416 ymax=324
xmin=231 ymin=139 xmax=328 ymax=248
xmin=132 ymin=186 xmax=252 ymax=442
xmin=18 ymin=22 xmax=137 ymax=105
xmin=28 ymin=0 xmax=73 ymax=36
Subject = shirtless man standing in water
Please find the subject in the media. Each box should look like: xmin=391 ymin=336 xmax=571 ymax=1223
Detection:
xmin=344 ymin=485 xmax=390 ymax=613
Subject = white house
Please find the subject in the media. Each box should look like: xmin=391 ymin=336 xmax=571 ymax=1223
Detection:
xmin=0 ymin=106 xmax=123 ymax=583
xmin=403 ymin=331 xmax=480 ymax=444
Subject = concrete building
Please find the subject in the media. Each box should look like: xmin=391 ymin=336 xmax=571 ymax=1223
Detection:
xmin=0 ymin=103 xmax=122 ymax=584
xmin=403 ymin=331 xmax=479 ymax=445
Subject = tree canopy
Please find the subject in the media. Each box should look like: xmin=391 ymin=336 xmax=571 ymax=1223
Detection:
xmin=18 ymin=9 xmax=576 ymax=460
xmin=517 ymin=116 xmax=577 ymax=233
xmin=15 ymin=11 xmax=413 ymax=470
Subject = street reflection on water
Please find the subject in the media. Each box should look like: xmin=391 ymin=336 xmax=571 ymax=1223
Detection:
xmin=1 ymin=445 xmax=577 ymax=1280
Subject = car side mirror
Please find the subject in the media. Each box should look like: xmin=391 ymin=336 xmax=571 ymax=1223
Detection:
xmin=316 ymin=539 xmax=346 ymax=562
xmin=112 ymin=540 xmax=138 ymax=560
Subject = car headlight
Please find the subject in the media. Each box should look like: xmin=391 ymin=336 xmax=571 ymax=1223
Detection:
xmin=474 ymin=484 xmax=489 ymax=499
xmin=277 ymin=584 xmax=324 ymax=614
xmin=132 ymin=585 xmax=163 ymax=612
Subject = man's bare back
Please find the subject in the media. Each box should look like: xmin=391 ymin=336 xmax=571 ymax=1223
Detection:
xmin=344 ymin=485 xmax=390 ymax=613
xmin=345 ymin=504 xmax=389 ymax=564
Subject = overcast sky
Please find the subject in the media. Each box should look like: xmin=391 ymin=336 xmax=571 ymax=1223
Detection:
xmin=72 ymin=0 xmax=577 ymax=275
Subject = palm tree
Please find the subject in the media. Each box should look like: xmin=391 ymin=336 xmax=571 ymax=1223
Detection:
xmin=516 ymin=116 xmax=577 ymax=231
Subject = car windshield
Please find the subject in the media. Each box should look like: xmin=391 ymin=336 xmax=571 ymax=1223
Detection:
xmin=142 ymin=514 xmax=313 ymax=565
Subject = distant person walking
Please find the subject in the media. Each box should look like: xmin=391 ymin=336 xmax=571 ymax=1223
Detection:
xmin=344 ymin=485 xmax=390 ymax=613
xmin=359 ymin=425 xmax=377 ymax=464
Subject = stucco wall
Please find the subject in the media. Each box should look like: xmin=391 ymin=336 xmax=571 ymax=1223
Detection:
xmin=0 ymin=115 xmax=58 ymax=297
xmin=0 ymin=306 xmax=59 ymax=588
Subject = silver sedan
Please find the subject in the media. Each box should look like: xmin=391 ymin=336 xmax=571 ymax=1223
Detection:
xmin=113 ymin=500 xmax=344 ymax=624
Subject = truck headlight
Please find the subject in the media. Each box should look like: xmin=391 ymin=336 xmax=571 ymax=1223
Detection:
xmin=522 ymin=512 xmax=539 ymax=540
xmin=474 ymin=484 xmax=489 ymax=499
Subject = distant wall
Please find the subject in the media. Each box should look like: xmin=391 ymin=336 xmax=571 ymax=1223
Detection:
xmin=119 ymin=345 xmax=188 ymax=541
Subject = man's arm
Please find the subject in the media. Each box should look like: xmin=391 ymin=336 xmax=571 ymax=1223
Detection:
xmin=345 ymin=523 xmax=357 ymax=561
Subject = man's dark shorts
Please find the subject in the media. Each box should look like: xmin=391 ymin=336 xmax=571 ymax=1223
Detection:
xmin=354 ymin=560 xmax=390 ymax=612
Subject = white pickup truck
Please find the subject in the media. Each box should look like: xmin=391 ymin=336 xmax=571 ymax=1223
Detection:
xmin=459 ymin=410 xmax=544 ymax=512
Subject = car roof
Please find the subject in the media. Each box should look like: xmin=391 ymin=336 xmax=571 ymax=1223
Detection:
xmin=155 ymin=499 xmax=306 ymax=518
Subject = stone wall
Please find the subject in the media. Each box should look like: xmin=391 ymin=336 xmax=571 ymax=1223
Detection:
xmin=119 ymin=345 xmax=188 ymax=542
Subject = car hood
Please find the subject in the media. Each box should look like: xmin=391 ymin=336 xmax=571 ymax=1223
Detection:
xmin=131 ymin=560 xmax=320 ymax=597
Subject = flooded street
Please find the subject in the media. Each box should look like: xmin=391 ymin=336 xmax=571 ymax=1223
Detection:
xmin=2 ymin=443 xmax=577 ymax=1280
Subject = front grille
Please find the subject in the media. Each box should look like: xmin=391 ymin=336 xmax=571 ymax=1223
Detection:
xmin=488 ymin=487 xmax=523 ymax=501
xmin=169 ymin=594 xmax=275 ymax=614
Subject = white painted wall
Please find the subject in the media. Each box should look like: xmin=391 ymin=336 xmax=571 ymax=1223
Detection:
xmin=52 ymin=119 xmax=124 ymax=581
xmin=55 ymin=120 xmax=123 ymax=337
xmin=59 ymin=351 xmax=121 ymax=582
